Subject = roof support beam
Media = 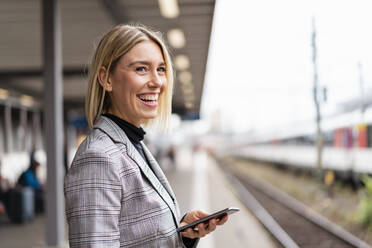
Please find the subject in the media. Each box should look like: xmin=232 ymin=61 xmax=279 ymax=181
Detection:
xmin=0 ymin=67 xmax=86 ymax=78
xmin=0 ymin=77 xmax=42 ymax=97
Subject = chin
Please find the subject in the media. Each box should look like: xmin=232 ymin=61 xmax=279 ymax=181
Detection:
xmin=141 ymin=112 xmax=158 ymax=120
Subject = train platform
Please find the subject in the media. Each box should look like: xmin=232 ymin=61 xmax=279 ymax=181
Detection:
xmin=166 ymin=147 xmax=276 ymax=248
xmin=0 ymin=146 xmax=276 ymax=248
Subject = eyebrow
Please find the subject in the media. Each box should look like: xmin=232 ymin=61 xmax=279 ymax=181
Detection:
xmin=128 ymin=60 xmax=165 ymax=67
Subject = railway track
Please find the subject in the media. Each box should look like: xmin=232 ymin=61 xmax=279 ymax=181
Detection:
xmin=216 ymin=157 xmax=371 ymax=248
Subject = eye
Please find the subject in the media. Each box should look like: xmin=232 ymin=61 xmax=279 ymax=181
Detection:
xmin=157 ymin=66 xmax=166 ymax=73
xmin=136 ymin=66 xmax=147 ymax=72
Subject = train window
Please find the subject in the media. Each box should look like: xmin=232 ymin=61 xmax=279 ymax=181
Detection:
xmin=303 ymin=135 xmax=315 ymax=145
xmin=323 ymin=131 xmax=334 ymax=146
xmin=367 ymin=125 xmax=372 ymax=147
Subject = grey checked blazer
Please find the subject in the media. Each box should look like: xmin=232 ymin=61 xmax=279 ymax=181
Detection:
xmin=65 ymin=116 xmax=185 ymax=247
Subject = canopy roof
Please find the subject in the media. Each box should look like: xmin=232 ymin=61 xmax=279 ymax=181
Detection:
xmin=0 ymin=0 xmax=216 ymax=117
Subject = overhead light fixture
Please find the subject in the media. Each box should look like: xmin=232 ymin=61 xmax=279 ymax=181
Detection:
xmin=20 ymin=95 xmax=34 ymax=107
xmin=185 ymin=101 xmax=194 ymax=109
xmin=167 ymin=28 xmax=186 ymax=49
xmin=158 ymin=0 xmax=180 ymax=19
xmin=182 ymin=82 xmax=194 ymax=94
xmin=183 ymin=92 xmax=195 ymax=102
xmin=182 ymin=83 xmax=194 ymax=109
xmin=175 ymin=55 xmax=190 ymax=70
xmin=0 ymin=88 xmax=9 ymax=99
xmin=178 ymin=71 xmax=192 ymax=85
xmin=183 ymin=91 xmax=195 ymax=101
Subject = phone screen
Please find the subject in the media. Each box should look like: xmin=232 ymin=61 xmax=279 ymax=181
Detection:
xmin=177 ymin=207 xmax=239 ymax=232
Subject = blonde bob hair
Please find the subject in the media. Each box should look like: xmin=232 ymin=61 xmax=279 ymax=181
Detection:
xmin=85 ymin=24 xmax=174 ymax=130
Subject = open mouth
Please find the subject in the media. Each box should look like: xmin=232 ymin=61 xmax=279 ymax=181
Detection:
xmin=138 ymin=94 xmax=158 ymax=106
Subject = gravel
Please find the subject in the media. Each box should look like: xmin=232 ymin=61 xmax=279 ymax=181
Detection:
xmin=223 ymin=156 xmax=372 ymax=245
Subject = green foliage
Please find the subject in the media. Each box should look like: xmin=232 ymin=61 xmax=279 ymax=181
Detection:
xmin=356 ymin=175 xmax=372 ymax=227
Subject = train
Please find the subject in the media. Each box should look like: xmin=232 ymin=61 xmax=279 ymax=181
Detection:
xmin=231 ymin=106 xmax=372 ymax=187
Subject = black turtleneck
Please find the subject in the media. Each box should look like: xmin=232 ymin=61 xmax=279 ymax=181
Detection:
xmin=103 ymin=114 xmax=149 ymax=164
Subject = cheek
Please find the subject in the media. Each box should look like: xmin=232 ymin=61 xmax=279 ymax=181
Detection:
xmin=127 ymin=75 xmax=148 ymax=90
xmin=119 ymin=77 xmax=140 ymax=96
xmin=161 ymin=79 xmax=168 ymax=92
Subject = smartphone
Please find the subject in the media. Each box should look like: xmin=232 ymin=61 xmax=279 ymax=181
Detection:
xmin=177 ymin=207 xmax=240 ymax=232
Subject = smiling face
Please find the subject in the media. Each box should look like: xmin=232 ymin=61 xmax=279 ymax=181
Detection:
xmin=103 ymin=40 xmax=167 ymax=127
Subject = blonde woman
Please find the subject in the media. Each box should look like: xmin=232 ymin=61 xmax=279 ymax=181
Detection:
xmin=64 ymin=24 xmax=227 ymax=248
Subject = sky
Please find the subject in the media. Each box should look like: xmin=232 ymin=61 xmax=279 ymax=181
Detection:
xmin=201 ymin=0 xmax=372 ymax=133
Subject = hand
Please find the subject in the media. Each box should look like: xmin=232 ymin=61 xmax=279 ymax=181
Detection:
xmin=179 ymin=210 xmax=228 ymax=239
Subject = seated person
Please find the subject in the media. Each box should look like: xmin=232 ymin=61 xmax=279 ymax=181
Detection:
xmin=17 ymin=151 xmax=44 ymax=213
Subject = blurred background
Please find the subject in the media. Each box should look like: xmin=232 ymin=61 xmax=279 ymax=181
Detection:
xmin=1 ymin=0 xmax=372 ymax=247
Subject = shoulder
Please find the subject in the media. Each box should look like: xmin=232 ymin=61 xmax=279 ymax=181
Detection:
xmin=69 ymin=128 xmax=126 ymax=171
xmin=65 ymin=137 xmax=122 ymax=189
xmin=79 ymin=127 xmax=125 ymax=156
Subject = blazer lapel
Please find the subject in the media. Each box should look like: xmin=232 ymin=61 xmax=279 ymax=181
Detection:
xmin=141 ymin=143 xmax=177 ymax=201
xmin=141 ymin=143 xmax=181 ymax=220
xmin=126 ymin=143 xmax=179 ymax=222
xmin=94 ymin=117 xmax=180 ymax=224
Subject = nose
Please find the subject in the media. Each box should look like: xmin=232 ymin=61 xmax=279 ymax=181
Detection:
xmin=149 ymin=70 xmax=163 ymax=88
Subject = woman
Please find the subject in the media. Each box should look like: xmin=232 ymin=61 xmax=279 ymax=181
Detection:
xmin=64 ymin=24 xmax=227 ymax=248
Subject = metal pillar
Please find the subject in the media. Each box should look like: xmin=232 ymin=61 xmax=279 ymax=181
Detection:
xmin=32 ymin=110 xmax=42 ymax=150
xmin=4 ymin=103 xmax=12 ymax=153
xmin=20 ymin=107 xmax=27 ymax=150
xmin=312 ymin=17 xmax=323 ymax=172
xmin=42 ymin=0 xmax=65 ymax=246
xmin=358 ymin=62 xmax=365 ymax=114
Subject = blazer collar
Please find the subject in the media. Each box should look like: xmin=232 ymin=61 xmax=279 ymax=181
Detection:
xmin=94 ymin=116 xmax=180 ymax=223
xmin=93 ymin=116 xmax=128 ymax=144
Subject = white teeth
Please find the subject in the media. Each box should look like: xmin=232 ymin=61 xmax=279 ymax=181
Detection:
xmin=139 ymin=94 xmax=158 ymax=101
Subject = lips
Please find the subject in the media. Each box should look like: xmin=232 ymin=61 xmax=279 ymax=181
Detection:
xmin=137 ymin=93 xmax=158 ymax=107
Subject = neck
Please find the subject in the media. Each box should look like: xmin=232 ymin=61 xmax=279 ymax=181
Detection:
xmin=107 ymin=108 xmax=141 ymax=127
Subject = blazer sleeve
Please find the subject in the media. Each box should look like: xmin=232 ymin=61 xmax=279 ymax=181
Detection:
xmin=64 ymin=150 xmax=122 ymax=248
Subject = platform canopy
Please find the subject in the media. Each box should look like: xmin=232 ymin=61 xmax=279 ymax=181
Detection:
xmin=0 ymin=0 xmax=215 ymax=117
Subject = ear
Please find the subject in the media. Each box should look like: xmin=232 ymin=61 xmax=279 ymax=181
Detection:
xmin=98 ymin=66 xmax=113 ymax=92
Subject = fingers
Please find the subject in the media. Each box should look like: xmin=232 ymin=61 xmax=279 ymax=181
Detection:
xmin=193 ymin=210 xmax=210 ymax=220
xmin=181 ymin=227 xmax=199 ymax=239
xmin=197 ymin=223 xmax=208 ymax=237
xmin=216 ymin=214 xmax=228 ymax=225
xmin=183 ymin=210 xmax=210 ymax=224
xmin=180 ymin=210 xmax=230 ymax=239
xmin=197 ymin=219 xmax=219 ymax=237
xmin=207 ymin=218 xmax=217 ymax=232
xmin=181 ymin=221 xmax=215 ymax=239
